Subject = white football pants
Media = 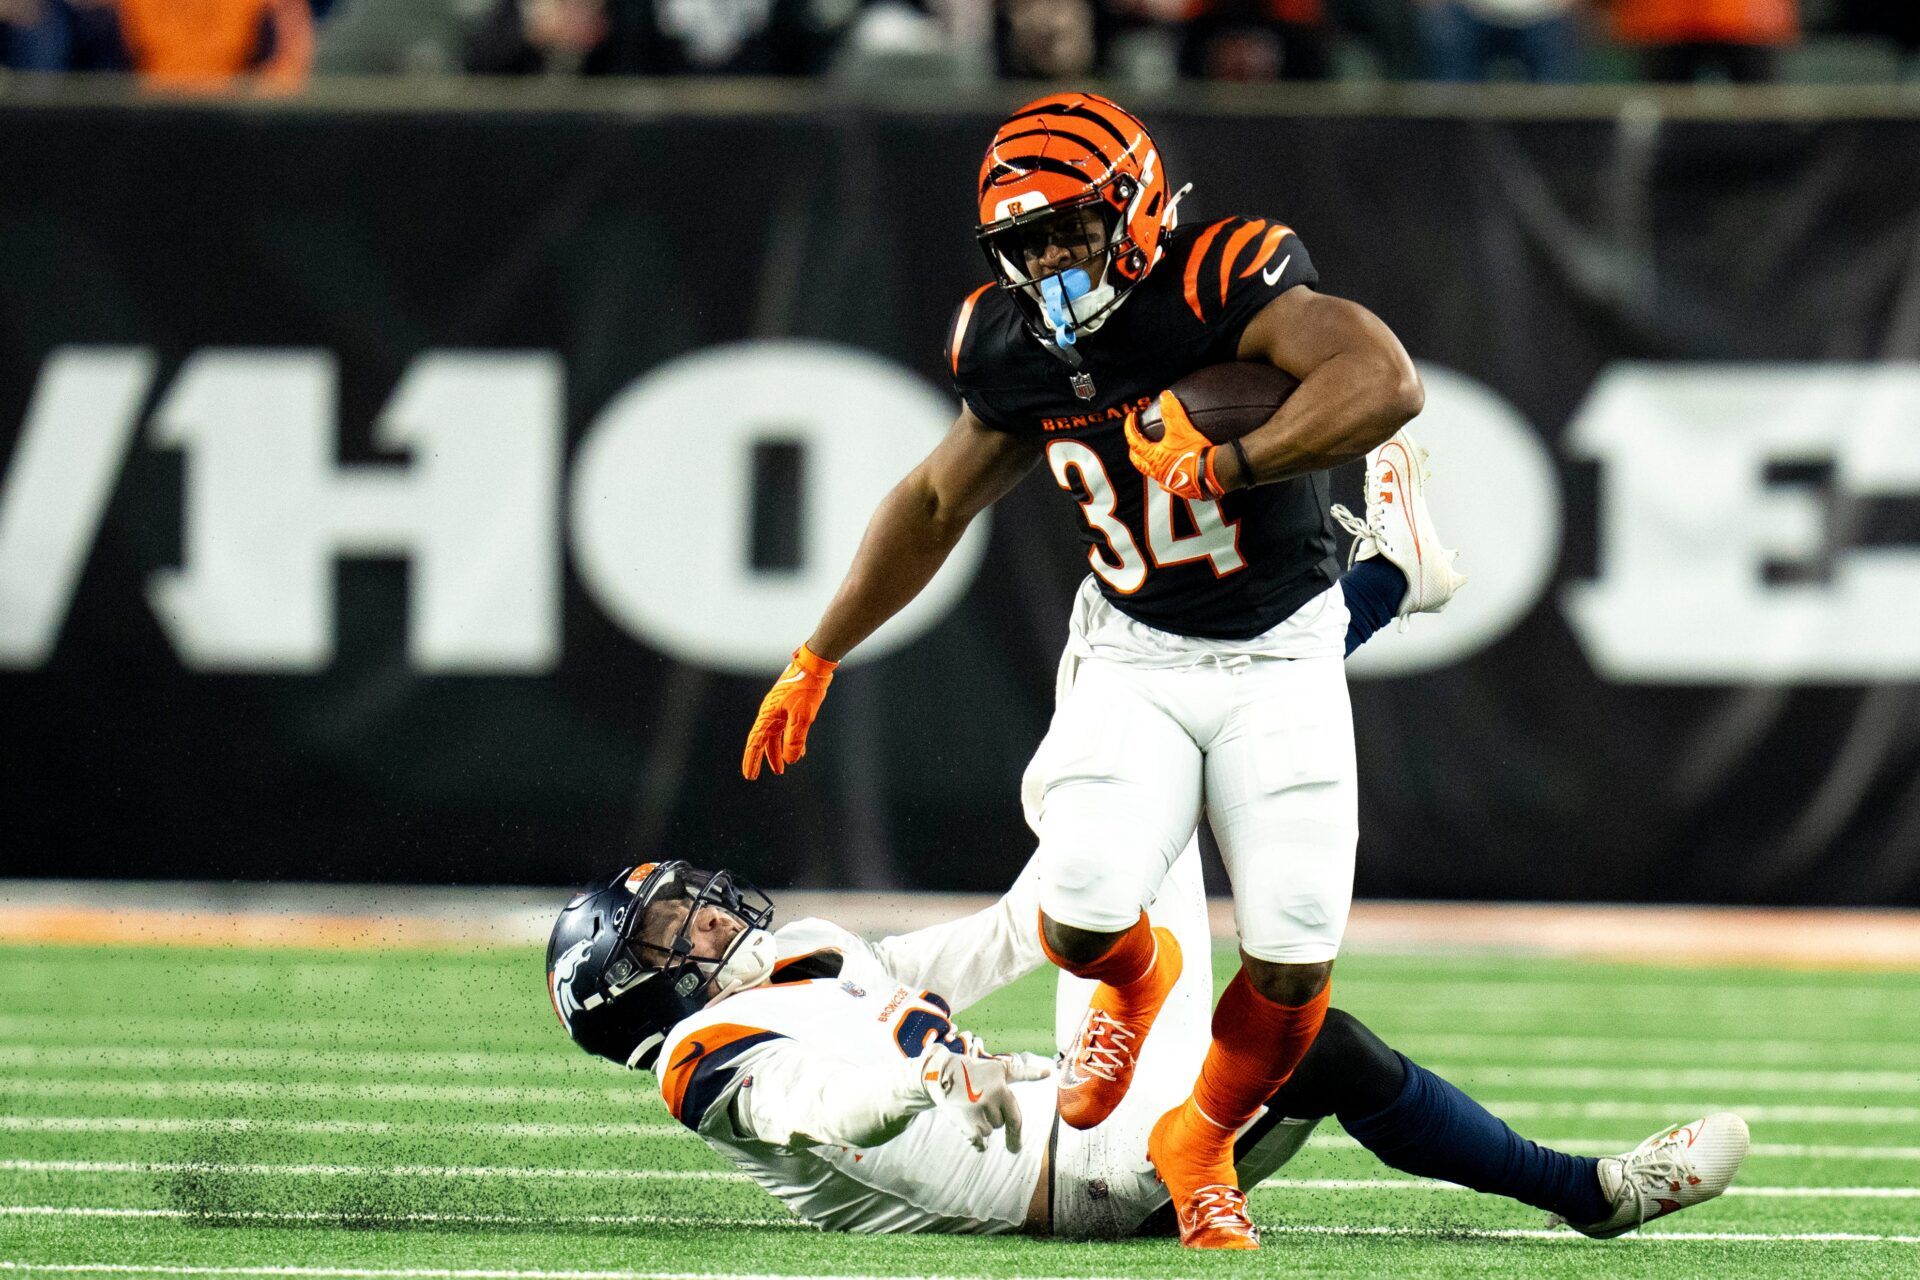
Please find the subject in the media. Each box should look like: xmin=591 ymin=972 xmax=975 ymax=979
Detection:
xmin=1023 ymin=648 xmax=1358 ymax=964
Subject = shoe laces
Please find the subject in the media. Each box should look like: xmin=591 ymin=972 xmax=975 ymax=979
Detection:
xmin=1620 ymin=1128 xmax=1700 ymax=1219
xmin=1328 ymin=503 xmax=1378 ymax=567
xmin=1186 ymin=1184 xmax=1256 ymax=1237
xmin=1070 ymin=1011 xmax=1138 ymax=1083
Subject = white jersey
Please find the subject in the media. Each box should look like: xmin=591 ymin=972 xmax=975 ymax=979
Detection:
xmin=652 ymin=851 xmax=1322 ymax=1237
xmin=656 ymin=905 xmax=1051 ymax=1234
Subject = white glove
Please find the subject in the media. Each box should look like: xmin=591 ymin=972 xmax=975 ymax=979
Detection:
xmin=918 ymin=1045 xmax=1053 ymax=1152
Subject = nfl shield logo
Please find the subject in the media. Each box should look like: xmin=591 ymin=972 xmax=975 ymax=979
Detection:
xmin=840 ymin=980 xmax=867 ymax=999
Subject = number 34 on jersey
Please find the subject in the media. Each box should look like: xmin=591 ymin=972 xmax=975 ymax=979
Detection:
xmin=1047 ymin=438 xmax=1245 ymax=594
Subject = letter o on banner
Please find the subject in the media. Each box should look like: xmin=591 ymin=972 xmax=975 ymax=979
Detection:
xmin=571 ymin=341 xmax=987 ymax=672
xmin=1344 ymin=364 xmax=1562 ymax=679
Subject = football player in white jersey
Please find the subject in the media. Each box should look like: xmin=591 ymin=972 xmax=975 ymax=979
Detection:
xmin=547 ymin=849 xmax=1750 ymax=1241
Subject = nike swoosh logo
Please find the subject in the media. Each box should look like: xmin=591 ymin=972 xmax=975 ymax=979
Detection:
xmin=776 ymin=670 xmax=806 ymax=685
xmin=1262 ymin=253 xmax=1292 ymax=286
xmin=670 ymin=1041 xmax=706 ymax=1072
xmin=959 ymin=1062 xmax=984 ymax=1103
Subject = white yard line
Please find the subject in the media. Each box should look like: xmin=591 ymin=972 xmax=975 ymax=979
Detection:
xmin=1249 ymin=1179 xmax=1920 ymax=1199
xmin=1300 ymin=1133 xmax=1920 ymax=1160
xmin=0 ymin=1047 xmax=582 ymax=1076
xmin=0 ymin=1206 xmax=800 ymax=1230
xmin=1386 ymin=1033 xmax=1920 ymax=1064
xmin=0 ymin=1117 xmax=681 ymax=1139
xmin=8 ymin=1159 xmax=1920 ymax=1200
xmin=14 ymin=1080 xmax=1919 ymax=1125
xmin=6 ymin=1017 xmax=1914 ymax=1061
xmin=1268 ymin=1224 xmax=1920 ymax=1243
xmin=9 ymin=1116 xmax=1920 ymax=1160
xmin=1333 ymin=980 xmax=1915 ymax=1005
xmin=1478 ymin=1100 xmax=1920 ymax=1124
xmin=3 ymin=1225 xmax=1920 ymax=1280
xmin=0 ymin=1080 xmax=652 ymax=1107
xmin=1424 ymin=1065 xmax=1920 ymax=1094
xmin=9 ymin=1071 xmax=1920 ymax=1114
xmin=0 ymin=1160 xmax=744 ymax=1182
xmin=12 ymin=1052 xmax=1920 ymax=1095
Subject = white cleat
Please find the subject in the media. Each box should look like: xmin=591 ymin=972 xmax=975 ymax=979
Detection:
xmin=1551 ymin=1113 xmax=1751 ymax=1240
xmin=1330 ymin=428 xmax=1467 ymax=625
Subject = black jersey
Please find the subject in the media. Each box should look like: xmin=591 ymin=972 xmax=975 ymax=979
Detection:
xmin=948 ymin=217 xmax=1340 ymax=641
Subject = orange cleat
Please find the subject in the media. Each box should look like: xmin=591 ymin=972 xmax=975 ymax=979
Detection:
xmin=1149 ymin=1102 xmax=1258 ymax=1249
xmin=1057 ymin=928 xmax=1183 ymax=1130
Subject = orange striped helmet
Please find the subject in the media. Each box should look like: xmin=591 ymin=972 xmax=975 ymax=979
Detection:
xmin=976 ymin=93 xmax=1177 ymax=348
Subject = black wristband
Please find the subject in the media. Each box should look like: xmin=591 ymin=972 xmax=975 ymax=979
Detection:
xmin=1228 ymin=437 xmax=1253 ymax=490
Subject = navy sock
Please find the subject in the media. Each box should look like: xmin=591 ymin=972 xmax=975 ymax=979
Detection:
xmin=1340 ymin=1054 xmax=1611 ymax=1225
xmin=1341 ymin=558 xmax=1406 ymax=656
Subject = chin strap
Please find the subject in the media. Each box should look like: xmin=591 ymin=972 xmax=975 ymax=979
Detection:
xmin=708 ymin=927 xmax=777 ymax=1003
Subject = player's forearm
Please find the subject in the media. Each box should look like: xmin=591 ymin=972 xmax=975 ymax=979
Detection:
xmin=1221 ymin=353 xmax=1422 ymax=490
xmin=734 ymin=1049 xmax=931 ymax=1149
xmin=805 ymin=475 xmax=970 ymax=662
xmin=869 ymin=861 xmax=1046 ymax=1012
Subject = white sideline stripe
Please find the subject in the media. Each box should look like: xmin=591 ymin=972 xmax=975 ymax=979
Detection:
xmin=0 ymin=1206 xmax=800 ymax=1230
xmin=0 ymin=1118 xmax=682 ymax=1139
xmin=1426 ymin=1064 xmax=1920 ymax=1094
xmin=10 ymin=1159 xmax=1920 ymax=1200
xmin=0 ymin=1161 xmax=743 ymax=1182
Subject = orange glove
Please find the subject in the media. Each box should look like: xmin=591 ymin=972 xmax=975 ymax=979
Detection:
xmin=1124 ymin=390 xmax=1228 ymax=502
xmin=741 ymin=644 xmax=838 ymax=780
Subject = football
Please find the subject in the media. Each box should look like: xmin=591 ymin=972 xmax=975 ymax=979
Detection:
xmin=1135 ymin=361 xmax=1300 ymax=443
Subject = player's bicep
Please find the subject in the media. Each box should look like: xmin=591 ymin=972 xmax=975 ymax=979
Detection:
xmin=911 ymin=406 xmax=1043 ymax=535
xmin=1236 ymin=287 xmax=1420 ymax=395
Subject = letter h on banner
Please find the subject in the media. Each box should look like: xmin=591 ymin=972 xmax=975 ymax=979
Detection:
xmin=147 ymin=350 xmax=563 ymax=672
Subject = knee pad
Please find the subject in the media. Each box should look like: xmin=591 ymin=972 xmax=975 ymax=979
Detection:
xmin=1035 ymin=832 xmax=1156 ymax=935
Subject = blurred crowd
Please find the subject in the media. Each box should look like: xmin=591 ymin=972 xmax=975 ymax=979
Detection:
xmin=2 ymin=0 xmax=1916 ymax=89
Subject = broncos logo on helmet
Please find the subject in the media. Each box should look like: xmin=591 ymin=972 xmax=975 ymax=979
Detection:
xmin=975 ymin=93 xmax=1184 ymax=353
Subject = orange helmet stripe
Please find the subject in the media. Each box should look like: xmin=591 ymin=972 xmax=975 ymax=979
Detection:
xmin=1218 ymin=220 xmax=1268 ymax=305
xmin=950 ymin=283 xmax=992 ymax=376
xmin=1184 ymin=219 xmax=1233 ymax=322
xmin=1240 ymin=225 xmax=1292 ymax=279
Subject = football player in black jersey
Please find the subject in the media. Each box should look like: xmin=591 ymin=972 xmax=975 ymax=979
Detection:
xmin=743 ymin=92 xmax=1452 ymax=1248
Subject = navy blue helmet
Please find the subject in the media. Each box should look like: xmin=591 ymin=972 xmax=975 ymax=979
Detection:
xmin=545 ymin=860 xmax=774 ymax=1071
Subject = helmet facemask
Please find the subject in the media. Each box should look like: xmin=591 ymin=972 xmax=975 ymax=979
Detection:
xmin=978 ymin=179 xmax=1143 ymax=356
xmin=619 ymin=863 xmax=775 ymax=1006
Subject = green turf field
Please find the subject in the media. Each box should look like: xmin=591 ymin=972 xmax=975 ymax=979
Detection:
xmin=2 ymin=941 xmax=1917 ymax=1279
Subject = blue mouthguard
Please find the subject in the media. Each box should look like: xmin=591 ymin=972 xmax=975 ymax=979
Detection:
xmin=1039 ymin=268 xmax=1093 ymax=348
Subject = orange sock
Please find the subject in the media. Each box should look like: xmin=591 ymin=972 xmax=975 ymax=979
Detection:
xmin=1191 ymin=969 xmax=1331 ymax=1135
xmin=1038 ymin=911 xmax=1161 ymax=1012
